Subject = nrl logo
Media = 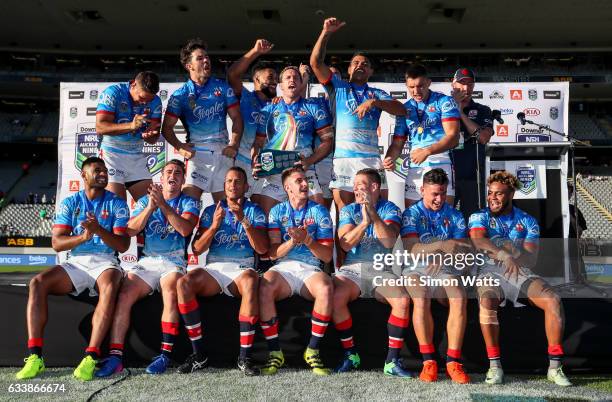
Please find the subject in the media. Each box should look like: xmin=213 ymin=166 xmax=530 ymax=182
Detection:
xmin=516 ymin=164 xmax=536 ymax=195
xmin=89 ymin=90 xmax=99 ymax=101
xmin=261 ymin=152 xmax=274 ymax=172
xmin=528 ymin=89 xmax=537 ymax=101
xmin=550 ymin=106 xmax=559 ymax=120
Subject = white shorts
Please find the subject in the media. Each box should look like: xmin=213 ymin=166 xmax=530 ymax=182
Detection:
xmin=315 ymin=159 xmax=333 ymax=199
xmin=335 ymin=262 xmax=404 ymax=299
xmin=270 ymin=260 xmax=322 ymax=296
xmin=126 ymin=256 xmax=184 ymax=294
xmin=252 ymin=169 xmax=322 ymax=202
xmin=329 ymin=157 xmax=388 ymax=193
xmin=234 ymin=157 xmax=255 ymax=198
xmin=404 ymin=164 xmax=455 ymax=201
xmin=61 ymin=255 xmax=122 ymax=297
xmin=197 ymin=262 xmax=256 ymax=297
xmin=99 ymin=149 xmax=151 ymax=185
xmin=477 ymin=263 xmax=539 ymax=307
xmin=185 ymin=147 xmax=234 ymax=193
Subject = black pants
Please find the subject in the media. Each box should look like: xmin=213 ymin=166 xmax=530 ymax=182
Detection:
xmin=452 ymin=143 xmax=486 ymax=222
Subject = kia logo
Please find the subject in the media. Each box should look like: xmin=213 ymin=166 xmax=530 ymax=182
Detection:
xmin=523 ymin=108 xmax=541 ymax=116
xmin=121 ymin=254 xmax=137 ymax=263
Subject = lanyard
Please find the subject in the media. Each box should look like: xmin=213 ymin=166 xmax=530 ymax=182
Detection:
xmin=349 ymin=83 xmax=369 ymax=106
xmin=288 ymin=202 xmax=308 ymax=228
xmin=161 ymin=194 xmax=182 ymax=229
xmin=494 ymin=208 xmax=514 ymax=239
xmin=221 ymin=199 xmax=243 ymax=234
xmin=80 ymin=191 xmax=106 ymax=222
xmin=189 ymin=79 xmax=209 ymax=109
xmin=281 ymin=97 xmax=304 ymax=117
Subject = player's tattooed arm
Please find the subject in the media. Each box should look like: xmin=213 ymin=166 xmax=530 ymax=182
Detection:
xmin=513 ymin=241 xmax=539 ymax=269
xmin=96 ymin=112 xmax=147 ymax=136
xmin=162 ymin=114 xmax=194 ymax=159
xmin=302 ymin=127 xmax=333 ymax=169
xmin=227 ymin=39 xmax=274 ymax=98
xmin=223 ymin=106 xmax=243 ymax=158
xmin=338 ymin=219 xmax=368 ymax=252
xmin=192 ymin=202 xmax=225 ymax=255
xmin=310 ymin=17 xmax=346 ymax=84
xmin=268 ymin=226 xmax=294 ymax=260
xmin=383 ymin=136 xmax=407 ymax=170
xmin=410 ymin=120 xmax=460 ymax=165
xmin=51 ymin=225 xmax=92 ymax=252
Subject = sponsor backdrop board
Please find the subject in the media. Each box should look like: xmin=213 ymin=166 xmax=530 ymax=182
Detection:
xmin=59 ymin=82 xmax=568 ymax=267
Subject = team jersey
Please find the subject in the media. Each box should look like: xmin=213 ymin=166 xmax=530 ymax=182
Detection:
xmin=53 ymin=190 xmax=129 ymax=257
xmin=394 ymin=91 xmax=460 ymax=167
xmin=468 ymin=207 xmax=539 ymax=259
xmin=256 ymin=97 xmax=332 ymax=158
xmin=131 ymin=194 xmax=199 ymax=266
xmin=268 ymin=200 xmax=333 ymax=267
xmin=401 ymin=200 xmax=467 ymax=242
xmin=338 ymin=199 xmax=402 ymax=264
xmin=165 ymin=78 xmax=239 ymax=150
xmin=237 ymin=88 xmax=269 ymax=165
xmin=313 ymin=95 xmax=334 ymax=167
xmin=200 ymin=199 xmax=267 ymax=266
xmin=96 ymin=83 xmax=163 ymax=155
xmin=322 ymin=74 xmax=393 ymax=159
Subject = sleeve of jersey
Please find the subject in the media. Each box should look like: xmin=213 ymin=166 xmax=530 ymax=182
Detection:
xmin=440 ymin=96 xmax=460 ymax=122
xmin=112 ymin=199 xmax=130 ymax=233
xmin=164 ymin=92 xmax=183 ymax=119
xmin=225 ymin=82 xmax=240 ymax=110
xmin=96 ymin=87 xmax=116 ymax=115
xmin=53 ymin=197 xmax=73 ymax=231
xmin=524 ymin=216 xmax=540 ymax=245
xmin=400 ymin=208 xmax=418 ymax=238
xmin=375 ymin=88 xmax=393 ymax=101
xmin=393 ymin=113 xmax=408 ymax=140
xmin=199 ymin=206 xmax=214 ymax=229
xmin=337 ymin=205 xmax=355 ymax=229
xmin=383 ymin=203 xmax=402 ymax=227
xmin=251 ymin=205 xmax=267 ymax=229
xmin=313 ymin=101 xmax=333 ymax=131
xmin=452 ymin=212 xmax=468 ymax=239
xmin=150 ymin=97 xmax=163 ymax=121
xmin=130 ymin=196 xmax=147 ymax=220
xmin=468 ymin=212 xmax=487 ymax=235
xmin=314 ymin=207 xmax=333 ymax=245
xmin=267 ymin=206 xmax=280 ymax=232
xmin=181 ymin=197 xmax=200 ymax=220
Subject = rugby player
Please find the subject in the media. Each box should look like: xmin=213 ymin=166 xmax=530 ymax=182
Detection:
xmin=468 ymin=171 xmax=571 ymax=386
xmin=258 ymin=167 xmax=334 ymax=375
xmin=95 ymin=160 xmax=199 ymax=376
xmin=175 ymin=167 xmax=268 ymax=376
xmin=162 ymin=38 xmax=243 ymax=202
xmin=384 ymin=64 xmax=461 ymax=208
xmin=95 ymin=71 xmax=162 ymax=200
xmin=401 ymin=168 xmax=471 ymax=384
xmin=333 ymin=169 xmax=412 ymax=377
xmin=16 ymin=157 xmax=130 ymax=381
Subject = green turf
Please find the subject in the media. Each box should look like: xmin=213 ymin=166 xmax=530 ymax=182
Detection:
xmin=0 ymin=368 xmax=611 ymax=401
xmin=0 ymin=266 xmax=48 ymax=273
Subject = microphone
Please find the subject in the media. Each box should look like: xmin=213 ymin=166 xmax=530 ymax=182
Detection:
xmin=517 ymin=112 xmax=526 ymax=125
xmin=491 ymin=110 xmax=504 ymax=124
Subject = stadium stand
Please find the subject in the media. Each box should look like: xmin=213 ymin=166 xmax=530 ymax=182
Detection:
xmin=5 ymin=160 xmax=56 ymax=204
xmin=569 ymin=114 xmax=609 ymax=141
xmin=576 ymin=175 xmax=612 ymax=239
xmin=0 ymin=204 xmax=54 ymax=237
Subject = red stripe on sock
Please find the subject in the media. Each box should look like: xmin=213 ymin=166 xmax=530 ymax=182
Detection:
xmin=109 ymin=343 xmax=124 ymax=350
xmin=335 ymin=317 xmax=353 ymax=331
xmin=240 ymin=334 xmax=255 ymax=347
xmin=312 ymin=311 xmax=331 ymax=322
xmin=311 ymin=322 xmax=328 ymax=336
xmin=447 ymin=348 xmax=462 ymax=359
xmin=161 ymin=343 xmax=173 ymax=352
xmin=28 ymin=338 xmax=43 ymax=348
xmin=419 ymin=344 xmax=435 ymax=354
xmin=340 ymin=337 xmax=354 ymax=349
xmin=388 ymin=314 xmax=409 ymax=328
xmin=238 ymin=315 xmax=259 ymax=325
xmin=487 ymin=346 xmax=501 ymax=359
xmin=178 ymin=299 xmax=199 ymax=314
xmin=260 ymin=321 xmax=279 ymax=338
xmin=388 ymin=338 xmax=404 ymax=349
xmin=86 ymin=346 xmax=101 ymax=355
xmin=548 ymin=344 xmax=564 ymax=356
xmin=186 ymin=326 xmax=202 ymax=339
xmin=161 ymin=321 xmax=180 ymax=335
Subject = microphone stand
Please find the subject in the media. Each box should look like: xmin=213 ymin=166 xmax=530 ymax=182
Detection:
xmin=523 ymin=118 xmax=610 ymax=297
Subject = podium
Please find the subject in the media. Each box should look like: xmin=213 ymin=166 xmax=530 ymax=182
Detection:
xmin=485 ymin=141 xmax=571 ymax=282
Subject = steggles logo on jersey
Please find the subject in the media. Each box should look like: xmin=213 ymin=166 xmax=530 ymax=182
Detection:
xmin=192 ymin=103 xmax=224 ymax=124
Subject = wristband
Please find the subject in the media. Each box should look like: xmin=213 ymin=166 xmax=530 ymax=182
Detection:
xmin=240 ymin=216 xmax=251 ymax=230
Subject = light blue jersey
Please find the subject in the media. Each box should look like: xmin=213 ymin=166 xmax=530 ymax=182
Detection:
xmin=96 ymin=82 xmax=162 ymax=155
xmin=131 ymin=194 xmax=199 ymax=266
xmin=394 ymin=91 xmax=460 ymax=167
xmin=338 ymin=199 xmax=402 ymax=264
xmin=268 ymin=200 xmax=333 ymax=267
xmin=237 ymin=88 xmax=269 ymax=165
xmin=401 ymin=200 xmax=466 ymax=242
xmin=54 ymin=190 xmax=129 ymax=257
xmin=322 ymin=74 xmax=392 ymax=159
xmin=200 ymin=199 xmax=267 ymax=266
xmin=468 ymin=207 xmax=539 ymax=252
xmin=165 ymin=78 xmax=239 ymax=150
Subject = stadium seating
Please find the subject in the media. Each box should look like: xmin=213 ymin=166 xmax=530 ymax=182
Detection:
xmin=576 ymin=176 xmax=612 ymax=239
xmin=569 ymin=114 xmax=608 ymax=140
xmin=0 ymin=204 xmax=54 ymax=237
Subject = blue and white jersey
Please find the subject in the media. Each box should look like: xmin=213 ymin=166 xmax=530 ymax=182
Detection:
xmin=131 ymin=194 xmax=199 ymax=266
xmin=200 ymin=199 xmax=267 ymax=266
xmin=338 ymin=199 xmax=402 ymax=264
xmin=268 ymin=200 xmax=333 ymax=267
xmin=256 ymin=97 xmax=332 ymax=158
xmin=54 ymin=190 xmax=129 ymax=257
xmin=468 ymin=207 xmax=539 ymax=258
xmin=394 ymin=91 xmax=460 ymax=167
xmin=401 ymin=200 xmax=466 ymax=242
xmin=237 ymin=88 xmax=269 ymax=165
xmin=165 ymin=78 xmax=239 ymax=150
xmin=96 ymin=83 xmax=163 ymax=155
xmin=322 ymin=74 xmax=392 ymax=159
